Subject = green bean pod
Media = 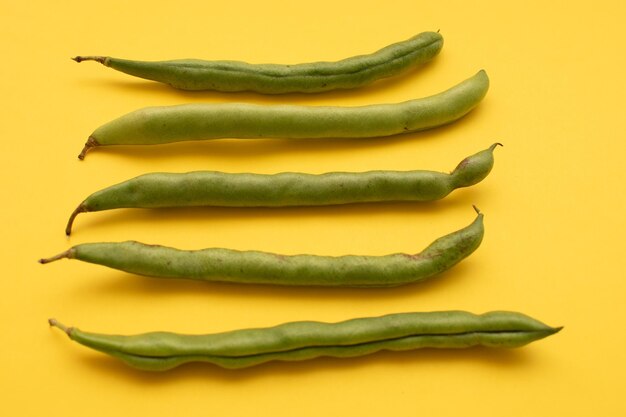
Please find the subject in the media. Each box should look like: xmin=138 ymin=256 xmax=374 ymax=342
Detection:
xmin=42 ymin=208 xmax=484 ymax=287
xmin=72 ymin=32 xmax=443 ymax=93
xmin=66 ymin=144 xmax=500 ymax=235
xmin=39 ymin=209 xmax=484 ymax=287
xmin=48 ymin=311 xmax=561 ymax=371
xmin=78 ymin=70 xmax=489 ymax=159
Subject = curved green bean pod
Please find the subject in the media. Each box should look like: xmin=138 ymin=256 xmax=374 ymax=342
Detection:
xmin=66 ymin=144 xmax=500 ymax=235
xmin=78 ymin=70 xmax=489 ymax=159
xmin=41 ymin=207 xmax=484 ymax=287
xmin=48 ymin=311 xmax=561 ymax=370
xmin=72 ymin=32 xmax=443 ymax=93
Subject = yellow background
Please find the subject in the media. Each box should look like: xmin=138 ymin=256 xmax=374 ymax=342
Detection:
xmin=2 ymin=0 xmax=625 ymax=415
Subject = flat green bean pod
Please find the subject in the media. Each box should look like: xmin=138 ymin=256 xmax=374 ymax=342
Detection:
xmin=72 ymin=32 xmax=443 ymax=93
xmin=78 ymin=70 xmax=489 ymax=159
xmin=48 ymin=311 xmax=561 ymax=370
xmin=41 ymin=207 xmax=484 ymax=287
xmin=66 ymin=144 xmax=500 ymax=235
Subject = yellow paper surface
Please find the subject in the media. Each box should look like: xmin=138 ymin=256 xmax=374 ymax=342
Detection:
xmin=1 ymin=1 xmax=624 ymax=415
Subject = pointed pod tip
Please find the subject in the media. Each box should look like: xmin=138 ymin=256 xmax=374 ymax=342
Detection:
xmin=472 ymin=205 xmax=481 ymax=215
xmin=489 ymin=142 xmax=503 ymax=151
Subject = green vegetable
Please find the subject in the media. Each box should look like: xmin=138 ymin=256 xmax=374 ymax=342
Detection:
xmin=72 ymin=32 xmax=443 ymax=93
xmin=78 ymin=70 xmax=489 ymax=159
xmin=42 ymin=207 xmax=484 ymax=287
xmin=66 ymin=144 xmax=500 ymax=235
xmin=48 ymin=311 xmax=561 ymax=370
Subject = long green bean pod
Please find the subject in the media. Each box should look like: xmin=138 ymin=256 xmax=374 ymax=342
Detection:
xmin=41 ymin=207 xmax=484 ymax=287
xmin=78 ymin=70 xmax=489 ymax=159
xmin=48 ymin=311 xmax=561 ymax=371
xmin=72 ymin=32 xmax=443 ymax=93
xmin=66 ymin=144 xmax=500 ymax=235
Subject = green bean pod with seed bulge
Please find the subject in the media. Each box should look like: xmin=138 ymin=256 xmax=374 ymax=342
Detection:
xmin=48 ymin=311 xmax=561 ymax=371
xmin=42 ymin=207 xmax=483 ymax=287
xmin=78 ymin=70 xmax=489 ymax=159
xmin=66 ymin=143 xmax=500 ymax=235
xmin=72 ymin=32 xmax=443 ymax=93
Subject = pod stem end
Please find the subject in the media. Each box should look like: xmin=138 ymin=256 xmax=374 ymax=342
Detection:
xmin=39 ymin=248 xmax=75 ymax=264
xmin=78 ymin=136 xmax=98 ymax=160
xmin=72 ymin=56 xmax=107 ymax=65
xmin=66 ymin=204 xmax=88 ymax=236
xmin=48 ymin=318 xmax=73 ymax=337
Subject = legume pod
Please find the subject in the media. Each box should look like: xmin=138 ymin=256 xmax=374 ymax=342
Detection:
xmin=66 ymin=144 xmax=500 ymax=235
xmin=72 ymin=32 xmax=443 ymax=93
xmin=78 ymin=70 xmax=489 ymax=159
xmin=42 ymin=208 xmax=483 ymax=287
xmin=48 ymin=311 xmax=561 ymax=370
